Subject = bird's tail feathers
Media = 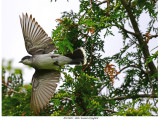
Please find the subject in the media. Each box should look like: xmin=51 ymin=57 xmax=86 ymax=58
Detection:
xmin=64 ymin=47 xmax=87 ymax=65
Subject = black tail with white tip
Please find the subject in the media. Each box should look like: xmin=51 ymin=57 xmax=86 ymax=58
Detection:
xmin=64 ymin=47 xmax=87 ymax=65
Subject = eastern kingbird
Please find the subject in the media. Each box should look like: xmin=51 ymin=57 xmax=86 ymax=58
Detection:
xmin=19 ymin=13 xmax=86 ymax=114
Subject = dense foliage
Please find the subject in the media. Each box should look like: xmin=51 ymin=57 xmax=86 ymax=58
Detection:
xmin=2 ymin=0 xmax=158 ymax=116
xmin=2 ymin=60 xmax=33 ymax=116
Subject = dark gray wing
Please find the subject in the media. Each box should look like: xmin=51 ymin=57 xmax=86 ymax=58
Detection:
xmin=19 ymin=13 xmax=55 ymax=55
xmin=30 ymin=69 xmax=60 ymax=114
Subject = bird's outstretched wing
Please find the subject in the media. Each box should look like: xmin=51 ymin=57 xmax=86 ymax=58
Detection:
xmin=19 ymin=13 xmax=55 ymax=55
xmin=31 ymin=69 xmax=60 ymax=114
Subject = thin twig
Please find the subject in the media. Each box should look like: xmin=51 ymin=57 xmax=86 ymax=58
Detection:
xmin=106 ymin=94 xmax=157 ymax=101
xmin=119 ymin=65 xmax=146 ymax=74
xmin=2 ymin=82 xmax=19 ymax=94
xmin=143 ymin=34 xmax=158 ymax=40
xmin=113 ymin=24 xmax=138 ymax=36
xmin=98 ymin=0 xmax=108 ymax=5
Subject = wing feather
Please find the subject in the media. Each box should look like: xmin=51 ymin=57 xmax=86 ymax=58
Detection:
xmin=19 ymin=13 xmax=55 ymax=55
xmin=40 ymin=89 xmax=50 ymax=100
xmin=31 ymin=70 xmax=60 ymax=114
xmin=43 ymin=86 xmax=53 ymax=96
xmin=30 ymin=17 xmax=35 ymax=39
xmin=28 ymin=15 xmax=33 ymax=38
xmin=36 ymin=90 xmax=44 ymax=109
xmin=32 ymin=90 xmax=39 ymax=113
xmin=31 ymin=21 xmax=38 ymax=41
xmin=39 ymin=88 xmax=49 ymax=105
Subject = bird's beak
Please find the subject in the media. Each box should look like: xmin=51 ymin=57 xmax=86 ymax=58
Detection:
xmin=19 ymin=61 xmax=22 ymax=63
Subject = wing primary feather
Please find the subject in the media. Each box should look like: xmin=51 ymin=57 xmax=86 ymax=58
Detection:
xmin=20 ymin=13 xmax=56 ymax=55
xmin=31 ymin=21 xmax=39 ymax=41
xmin=38 ymin=88 xmax=49 ymax=107
xmin=41 ymin=88 xmax=51 ymax=100
xmin=34 ymin=27 xmax=46 ymax=43
xmin=30 ymin=21 xmax=36 ymax=41
xmin=45 ymin=82 xmax=57 ymax=90
xmin=26 ymin=13 xmax=30 ymax=38
xmin=30 ymin=90 xmax=34 ymax=110
xmin=44 ymin=83 xmax=57 ymax=92
xmin=34 ymin=26 xmax=45 ymax=43
xmin=25 ymin=13 xmax=29 ymax=38
xmin=32 ymin=91 xmax=39 ymax=113
xmin=43 ymin=86 xmax=53 ymax=96
xmin=32 ymin=23 xmax=41 ymax=41
xmin=39 ymin=90 xmax=50 ymax=103
xmin=30 ymin=70 xmax=60 ymax=113
xmin=35 ymin=91 xmax=43 ymax=111
xmin=22 ymin=13 xmax=26 ymax=37
xmin=42 ymin=88 xmax=54 ymax=102
xmin=37 ymin=35 xmax=50 ymax=45
xmin=37 ymin=90 xmax=45 ymax=110
xmin=35 ymin=33 xmax=47 ymax=44
xmin=30 ymin=16 xmax=37 ymax=42
xmin=19 ymin=15 xmax=24 ymax=36
xmin=28 ymin=15 xmax=33 ymax=39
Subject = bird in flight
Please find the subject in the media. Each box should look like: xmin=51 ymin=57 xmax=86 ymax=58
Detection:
xmin=19 ymin=13 xmax=86 ymax=114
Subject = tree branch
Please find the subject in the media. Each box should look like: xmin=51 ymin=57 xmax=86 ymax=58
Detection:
xmin=2 ymin=82 xmax=19 ymax=94
xmin=115 ymin=25 xmax=138 ymax=36
xmin=143 ymin=34 xmax=158 ymax=40
xmin=106 ymin=94 xmax=157 ymax=101
xmin=119 ymin=64 xmax=146 ymax=74
xmin=97 ymin=0 xmax=108 ymax=5
xmin=120 ymin=0 xmax=158 ymax=80
xmin=149 ymin=34 xmax=158 ymax=39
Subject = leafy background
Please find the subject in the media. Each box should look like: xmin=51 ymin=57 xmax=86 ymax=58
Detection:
xmin=2 ymin=0 xmax=158 ymax=116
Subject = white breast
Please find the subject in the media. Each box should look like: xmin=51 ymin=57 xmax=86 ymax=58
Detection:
xmin=32 ymin=53 xmax=72 ymax=69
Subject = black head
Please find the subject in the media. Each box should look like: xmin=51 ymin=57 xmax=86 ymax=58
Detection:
xmin=21 ymin=56 xmax=32 ymax=61
xmin=19 ymin=56 xmax=32 ymax=63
